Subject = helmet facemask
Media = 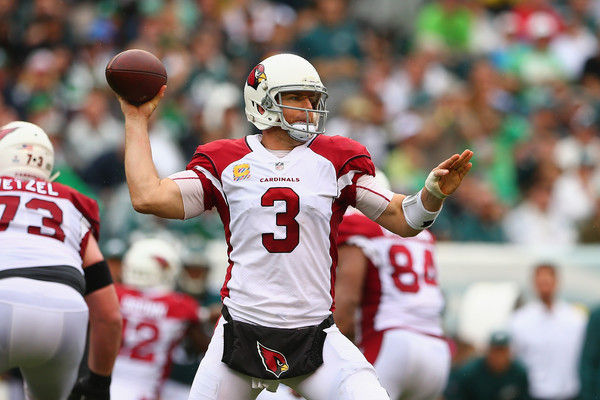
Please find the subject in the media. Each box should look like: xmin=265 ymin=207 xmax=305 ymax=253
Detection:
xmin=264 ymin=86 xmax=328 ymax=142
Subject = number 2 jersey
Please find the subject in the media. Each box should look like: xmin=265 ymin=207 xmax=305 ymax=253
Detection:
xmin=337 ymin=211 xmax=445 ymax=345
xmin=111 ymin=284 xmax=200 ymax=400
xmin=170 ymin=134 xmax=377 ymax=329
xmin=0 ymin=176 xmax=99 ymax=293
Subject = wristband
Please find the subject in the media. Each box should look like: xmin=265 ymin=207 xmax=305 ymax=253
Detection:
xmin=424 ymin=170 xmax=448 ymax=199
xmin=87 ymin=371 xmax=111 ymax=389
xmin=402 ymin=190 xmax=441 ymax=230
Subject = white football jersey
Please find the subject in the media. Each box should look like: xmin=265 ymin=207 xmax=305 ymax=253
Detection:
xmin=111 ymin=284 xmax=200 ymax=400
xmin=337 ymin=211 xmax=445 ymax=343
xmin=0 ymin=176 xmax=99 ymax=272
xmin=173 ymin=134 xmax=375 ymax=328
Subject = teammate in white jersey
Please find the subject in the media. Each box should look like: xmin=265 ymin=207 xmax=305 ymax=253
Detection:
xmin=0 ymin=121 xmax=122 ymax=400
xmin=116 ymin=53 xmax=473 ymax=400
xmin=110 ymin=238 xmax=210 ymax=400
xmin=335 ymin=207 xmax=451 ymax=400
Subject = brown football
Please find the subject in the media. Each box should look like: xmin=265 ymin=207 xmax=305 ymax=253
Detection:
xmin=105 ymin=49 xmax=167 ymax=105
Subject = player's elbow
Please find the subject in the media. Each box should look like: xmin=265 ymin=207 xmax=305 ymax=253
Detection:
xmin=96 ymin=307 xmax=123 ymax=333
xmin=397 ymin=225 xmax=422 ymax=238
xmin=129 ymin=180 xmax=185 ymax=219
xmin=130 ymin=190 xmax=169 ymax=216
xmin=130 ymin=195 xmax=156 ymax=214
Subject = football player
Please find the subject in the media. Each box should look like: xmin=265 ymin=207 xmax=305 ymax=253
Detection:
xmin=0 ymin=121 xmax=122 ymax=400
xmin=334 ymin=172 xmax=451 ymax=400
xmin=116 ymin=52 xmax=472 ymax=399
xmin=110 ymin=237 xmax=210 ymax=400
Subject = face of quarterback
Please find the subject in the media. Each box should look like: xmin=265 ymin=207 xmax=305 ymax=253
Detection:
xmin=279 ymin=91 xmax=319 ymax=125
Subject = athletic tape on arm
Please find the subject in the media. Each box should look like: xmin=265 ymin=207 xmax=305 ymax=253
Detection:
xmin=424 ymin=170 xmax=448 ymax=199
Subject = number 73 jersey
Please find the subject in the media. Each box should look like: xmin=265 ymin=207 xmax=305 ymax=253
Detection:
xmin=0 ymin=176 xmax=99 ymax=271
xmin=337 ymin=212 xmax=446 ymax=341
xmin=173 ymin=134 xmax=376 ymax=329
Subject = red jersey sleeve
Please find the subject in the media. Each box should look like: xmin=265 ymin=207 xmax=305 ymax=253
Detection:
xmin=186 ymin=138 xmax=253 ymax=211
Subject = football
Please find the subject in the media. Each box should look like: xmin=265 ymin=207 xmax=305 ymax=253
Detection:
xmin=105 ymin=49 xmax=167 ymax=105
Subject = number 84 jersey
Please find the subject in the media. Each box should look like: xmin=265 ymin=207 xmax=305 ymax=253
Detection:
xmin=171 ymin=134 xmax=375 ymax=329
xmin=337 ymin=212 xmax=446 ymax=341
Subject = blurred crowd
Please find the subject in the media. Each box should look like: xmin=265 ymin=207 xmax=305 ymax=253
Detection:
xmin=1 ymin=0 xmax=600 ymax=253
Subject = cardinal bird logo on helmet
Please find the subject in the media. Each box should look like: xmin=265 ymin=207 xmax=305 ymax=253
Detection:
xmin=257 ymin=341 xmax=289 ymax=378
xmin=153 ymin=256 xmax=170 ymax=270
xmin=247 ymin=64 xmax=266 ymax=89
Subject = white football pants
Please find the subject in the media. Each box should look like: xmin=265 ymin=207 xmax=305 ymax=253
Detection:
xmin=370 ymin=329 xmax=451 ymax=400
xmin=0 ymin=278 xmax=89 ymax=400
xmin=188 ymin=318 xmax=391 ymax=400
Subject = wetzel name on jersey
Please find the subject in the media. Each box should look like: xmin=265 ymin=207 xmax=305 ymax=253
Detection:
xmin=0 ymin=177 xmax=59 ymax=195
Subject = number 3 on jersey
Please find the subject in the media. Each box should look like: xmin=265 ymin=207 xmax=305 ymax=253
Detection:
xmin=389 ymin=245 xmax=437 ymax=293
xmin=261 ymin=187 xmax=300 ymax=253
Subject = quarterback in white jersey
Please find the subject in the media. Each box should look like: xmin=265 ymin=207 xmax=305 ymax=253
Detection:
xmin=336 ymin=210 xmax=451 ymax=400
xmin=0 ymin=121 xmax=122 ymax=400
xmin=110 ymin=238 xmax=209 ymax=400
xmin=117 ymin=52 xmax=473 ymax=399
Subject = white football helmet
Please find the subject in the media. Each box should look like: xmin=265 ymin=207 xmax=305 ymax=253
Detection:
xmin=178 ymin=243 xmax=211 ymax=297
xmin=244 ymin=53 xmax=328 ymax=142
xmin=121 ymin=238 xmax=182 ymax=292
xmin=0 ymin=121 xmax=54 ymax=181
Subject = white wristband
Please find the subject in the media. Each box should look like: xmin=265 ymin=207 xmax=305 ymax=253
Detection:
xmin=402 ymin=189 xmax=441 ymax=230
xmin=425 ymin=170 xmax=448 ymax=199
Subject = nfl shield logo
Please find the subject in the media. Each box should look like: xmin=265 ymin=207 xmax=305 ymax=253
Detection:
xmin=275 ymin=162 xmax=284 ymax=171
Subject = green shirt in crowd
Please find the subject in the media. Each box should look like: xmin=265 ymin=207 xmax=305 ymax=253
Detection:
xmin=445 ymin=357 xmax=530 ymax=400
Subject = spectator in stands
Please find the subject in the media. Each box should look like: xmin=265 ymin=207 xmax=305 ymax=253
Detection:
xmin=516 ymin=12 xmax=567 ymax=87
xmin=293 ymin=0 xmax=362 ymax=112
xmin=554 ymin=102 xmax=600 ymax=174
xmin=512 ymin=0 xmax=565 ymax=43
xmin=548 ymin=7 xmax=598 ymax=82
xmin=502 ymin=167 xmax=578 ymax=246
xmin=578 ymin=196 xmax=600 ymax=243
xmin=414 ymin=0 xmax=474 ymax=56
xmin=63 ymin=89 xmax=122 ymax=176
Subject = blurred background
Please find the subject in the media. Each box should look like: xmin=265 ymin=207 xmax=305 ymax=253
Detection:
xmin=1 ymin=0 xmax=600 ymax=397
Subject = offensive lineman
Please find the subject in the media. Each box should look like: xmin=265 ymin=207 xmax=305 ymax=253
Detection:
xmin=116 ymin=53 xmax=473 ymax=399
xmin=0 ymin=121 xmax=122 ymax=400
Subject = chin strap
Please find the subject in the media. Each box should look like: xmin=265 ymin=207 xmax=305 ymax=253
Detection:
xmin=48 ymin=171 xmax=61 ymax=182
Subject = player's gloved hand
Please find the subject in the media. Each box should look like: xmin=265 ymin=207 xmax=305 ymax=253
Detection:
xmin=67 ymin=371 xmax=111 ymax=400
